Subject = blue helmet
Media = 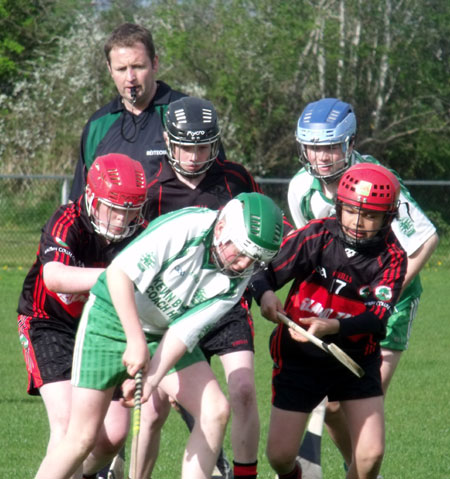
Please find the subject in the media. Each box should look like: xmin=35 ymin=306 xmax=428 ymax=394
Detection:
xmin=296 ymin=98 xmax=356 ymax=182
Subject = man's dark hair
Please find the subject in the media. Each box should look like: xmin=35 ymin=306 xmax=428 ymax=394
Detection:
xmin=104 ymin=23 xmax=156 ymax=64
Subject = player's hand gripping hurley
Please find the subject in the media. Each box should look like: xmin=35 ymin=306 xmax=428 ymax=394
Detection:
xmin=130 ymin=369 xmax=143 ymax=479
xmin=276 ymin=312 xmax=364 ymax=378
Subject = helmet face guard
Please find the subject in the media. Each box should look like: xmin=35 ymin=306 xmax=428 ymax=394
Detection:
xmin=336 ymin=163 xmax=400 ymax=249
xmin=212 ymin=193 xmax=284 ymax=277
xmin=85 ymin=195 xmax=145 ymax=242
xmin=86 ymin=153 xmax=147 ymax=242
xmin=296 ymin=98 xmax=356 ymax=183
xmin=165 ymin=97 xmax=221 ymax=177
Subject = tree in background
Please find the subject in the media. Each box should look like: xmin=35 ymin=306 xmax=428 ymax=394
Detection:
xmin=0 ymin=12 xmax=105 ymax=173
xmin=0 ymin=0 xmax=449 ymax=181
xmin=0 ymin=0 xmax=95 ymax=92
xmin=144 ymin=0 xmax=450 ymax=178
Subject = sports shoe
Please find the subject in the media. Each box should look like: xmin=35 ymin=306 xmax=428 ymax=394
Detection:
xmin=107 ymin=451 xmax=125 ymax=479
xmin=215 ymin=448 xmax=233 ymax=479
xmin=96 ymin=447 xmax=125 ymax=479
xmin=211 ymin=449 xmax=233 ymax=478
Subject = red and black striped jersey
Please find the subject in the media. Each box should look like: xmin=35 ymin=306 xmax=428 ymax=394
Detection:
xmin=251 ymin=217 xmax=407 ymax=359
xmin=145 ymin=157 xmax=263 ymax=220
xmin=17 ymin=197 xmax=143 ymax=329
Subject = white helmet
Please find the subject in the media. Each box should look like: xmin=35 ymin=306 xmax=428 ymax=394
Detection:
xmin=212 ymin=193 xmax=284 ymax=277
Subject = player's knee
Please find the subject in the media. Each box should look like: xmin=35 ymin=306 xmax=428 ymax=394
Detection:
xmin=229 ymin=376 xmax=256 ymax=409
xmin=96 ymin=427 xmax=127 ymax=456
xmin=215 ymin=396 xmax=231 ymax=427
xmin=202 ymin=395 xmax=230 ymax=430
xmin=355 ymin=444 xmax=384 ymax=471
xmin=72 ymin=430 xmax=98 ymax=459
xmin=266 ymin=444 xmax=295 ymax=473
xmin=48 ymin=422 xmax=69 ymax=445
xmin=141 ymin=398 xmax=171 ymax=430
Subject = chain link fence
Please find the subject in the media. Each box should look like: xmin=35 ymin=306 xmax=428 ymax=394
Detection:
xmin=0 ymin=175 xmax=449 ymax=269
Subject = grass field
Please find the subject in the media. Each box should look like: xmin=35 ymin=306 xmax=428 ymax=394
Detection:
xmin=1 ymin=265 xmax=449 ymax=478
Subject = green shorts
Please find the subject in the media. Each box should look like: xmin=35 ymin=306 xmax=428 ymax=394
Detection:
xmin=380 ymin=295 xmax=420 ymax=351
xmin=72 ymin=295 xmax=206 ymax=390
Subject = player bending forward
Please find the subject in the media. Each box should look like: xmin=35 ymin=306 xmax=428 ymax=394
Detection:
xmin=250 ymin=164 xmax=407 ymax=479
xmin=33 ymin=192 xmax=283 ymax=479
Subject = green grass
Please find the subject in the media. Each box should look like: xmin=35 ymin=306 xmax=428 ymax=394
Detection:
xmin=1 ymin=266 xmax=449 ymax=478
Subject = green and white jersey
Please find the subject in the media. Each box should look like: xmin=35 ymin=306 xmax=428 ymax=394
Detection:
xmin=90 ymin=207 xmax=248 ymax=352
xmin=288 ymin=151 xmax=436 ymax=257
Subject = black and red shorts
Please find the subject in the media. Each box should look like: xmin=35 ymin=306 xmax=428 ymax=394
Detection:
xmin=199 ymin=299 xmax=254 ymax=362
xmin=270 ymin=325 xmax=382 ymax=412
xmin=18 ymin=316 xmax=76 ymax=396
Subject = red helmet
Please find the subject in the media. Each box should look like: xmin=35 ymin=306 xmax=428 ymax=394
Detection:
xmin=86 ymin=153 xmax=147 ymax=241
xmin=337 ymin=163 xmax=400 ymax=212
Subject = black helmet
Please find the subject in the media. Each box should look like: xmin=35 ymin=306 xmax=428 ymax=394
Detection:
xmin=164 ymin=97 xmax=221 ymax=176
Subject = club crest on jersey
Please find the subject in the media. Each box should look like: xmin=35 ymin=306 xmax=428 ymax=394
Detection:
xmin=374 ymin=285 xmax=393 ymax=301
xmin=359 ymin=285 xmax=370 ymax=298
xmin=138 ymin=252 xmax=156 ymax=271
xmin=315 ymin=265 xmax=327 ymax=278
xmin=55 ymin=237 xmax=69 ymax=248
xmin=344 ymin=247 xmax=357 ymax=257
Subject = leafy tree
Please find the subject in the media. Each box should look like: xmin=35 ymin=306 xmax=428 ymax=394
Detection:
xmin=0 ymin=0 xmax=449 ymax=182
xmin=0 ymin=12 xmax=109 ymax=173
xmin=0 ymin=0 xmax=95 ymax=92
xmin=140 ymin=0 xmax=450 ymax=178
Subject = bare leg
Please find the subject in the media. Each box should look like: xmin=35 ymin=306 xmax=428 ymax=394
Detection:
xmin=132 ymin=387 xmax=172 ymax=479
xmin=35 ymin=387 xmax=114 ymax=479
xmin=325 ymin=348 xmax=403 ymax=468
xmin=159 ymin=360 xmax=230 ymax=479
xmin=266 ymin=405 xmax=308 ymax=476
xmin=220 ymin=350 xmax=259 ymax=464
xmin=324 ymin=400 xmax=353 ymax=466
xmin=82 ymin=399 xmax=130 ymax=475
xmin=40 ymin=381 xmax=83 ymax=479
xmin=40 ymin=381 xmax=73 ymax=453
xmin=379 ymin=348 xmax=402 ymax=395
xmin=341 ymin=396 xmax=384 ymax=479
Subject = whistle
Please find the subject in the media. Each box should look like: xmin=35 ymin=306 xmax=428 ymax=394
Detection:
xmin=130 ymin=87 xmax=137 ymax=105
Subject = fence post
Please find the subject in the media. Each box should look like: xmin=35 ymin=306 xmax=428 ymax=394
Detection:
xmin=61 ymin=178 xmax=69 ymax=205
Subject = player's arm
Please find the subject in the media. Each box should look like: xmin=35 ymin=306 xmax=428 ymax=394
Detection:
xmin=141 ymin=330 xmax=187 ymax=401
xmin=121 ymin=326 xmax=189 ymax=407
xmin=401 ymin=231 xmax=439 ymax=294
xmin=251 ymin=227 xmax=312 ymax=312
xmin=259 ymin=290 xmax=285 ymax=323
xmin=43 ymin=262 xmax=104 ymax=293
xmin=106 ymin=263 xmax=149 ymax=378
